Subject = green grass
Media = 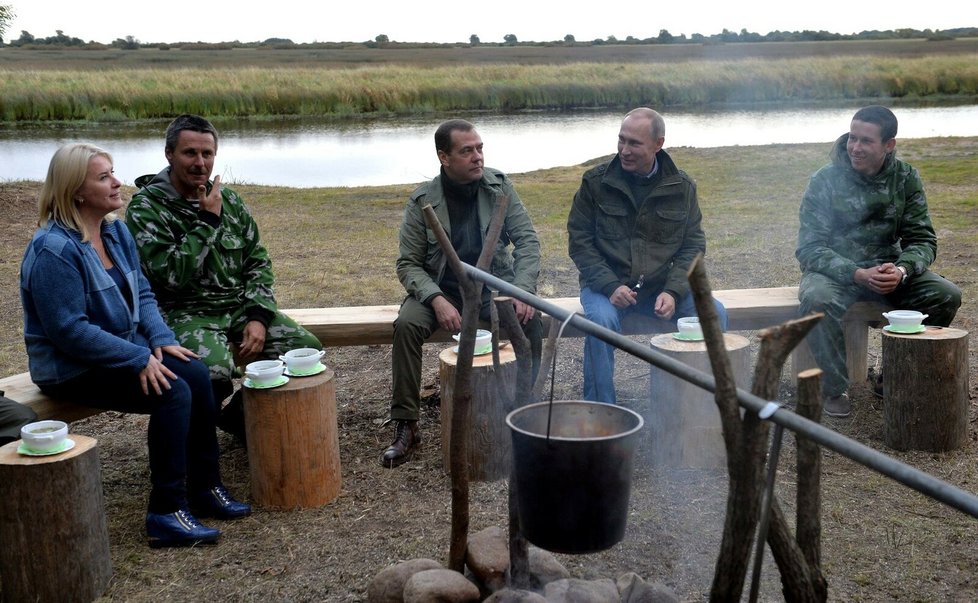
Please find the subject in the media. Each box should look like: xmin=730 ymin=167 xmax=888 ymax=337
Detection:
xmin=2 ymin=41 xmax=978 ymax=121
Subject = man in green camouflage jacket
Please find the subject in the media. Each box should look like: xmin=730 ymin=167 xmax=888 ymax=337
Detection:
xmin=796 ymin=105 xmax=960 ymax=418
xmin=126 ymin=115 xmax=321 ymax=434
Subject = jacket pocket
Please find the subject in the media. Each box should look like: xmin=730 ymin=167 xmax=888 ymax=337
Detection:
xmin=595 ymin=199 xmax=632 ymax=239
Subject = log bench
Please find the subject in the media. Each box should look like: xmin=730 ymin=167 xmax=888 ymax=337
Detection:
xmin=0 ymin=286 xmax=891 ymax=422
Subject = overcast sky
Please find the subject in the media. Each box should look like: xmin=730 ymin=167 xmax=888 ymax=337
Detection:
xmin=5 ymin=1 xmax=976 ymax=45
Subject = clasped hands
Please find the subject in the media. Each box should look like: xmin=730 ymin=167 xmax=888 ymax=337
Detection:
xmin=854 ymin=262 xmax=902 ymax=295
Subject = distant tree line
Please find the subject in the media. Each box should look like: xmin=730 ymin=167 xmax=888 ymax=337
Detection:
xmin=2 ymin=25 xmax=976 ymax=50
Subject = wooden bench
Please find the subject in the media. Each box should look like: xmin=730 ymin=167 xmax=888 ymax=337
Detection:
xmin=0 ymin=286 xmax=891 ymax=422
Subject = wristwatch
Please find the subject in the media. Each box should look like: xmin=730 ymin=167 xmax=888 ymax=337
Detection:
xmin=897 ymin=265 xmax=908 ymax=284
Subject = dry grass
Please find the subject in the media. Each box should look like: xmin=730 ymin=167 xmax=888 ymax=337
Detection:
xmin=0 ymin=136 xmax=976 ymax=601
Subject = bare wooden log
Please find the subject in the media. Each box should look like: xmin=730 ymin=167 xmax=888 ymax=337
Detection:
xmin=756 ymin=316 xmax=824 ymax=602
xmin=243 ymin=369 xmax=341 ymax=509
xmin=706 ymin=290 xmax=822 ymax=602
xmin=882 ymin=326 xmax=969 ymax=452
xmin=439 ymin=346 xmax=517 ymax=482
xmin=0 ymin=436 xmax=112 ymax=603
xmin=423 ymin=196 xmax=509 ymax=572
xmin=795 ymin=368 xmax=827 ymax=601
xmin=494 ymin=296 xmax=532 ymax=588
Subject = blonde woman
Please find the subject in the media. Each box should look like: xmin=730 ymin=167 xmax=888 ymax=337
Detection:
xmin=19 ymin=143 xmax=250 ymax=548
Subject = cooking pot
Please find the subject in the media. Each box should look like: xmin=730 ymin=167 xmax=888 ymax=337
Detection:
xmin=506 ymin=400 xmax=644 ymax=554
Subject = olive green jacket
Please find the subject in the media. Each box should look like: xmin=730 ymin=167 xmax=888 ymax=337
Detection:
xmin=796 ymin=133 xmax=937 ymax=283
xmin=396 ymin=168 xmax=540 ymax=304
xmin=567 ymin=150 xmax=705 ymax=302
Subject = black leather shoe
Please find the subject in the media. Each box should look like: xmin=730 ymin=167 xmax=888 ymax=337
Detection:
xmin=189 ymin=485 xmax=252 ymax=520
xmin=146 ymin=509 xmax=220 ymax=548
xmin=381 ymin=420 xmax=421 ymax=468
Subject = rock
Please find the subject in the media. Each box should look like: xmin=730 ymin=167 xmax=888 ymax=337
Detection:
xmin=544 ymin=578 xmax=619 ymax=603
xmin=484 ymin=588 xmax=548 ymax=602
xmin=466 ymin=526 xmax=509 ymax=592
xmin=403 ymin=569 xmax=481 ymax=603
xmin=617 ymin=572 xmax=680 ymax=603
xmin=367 ymin=558 xmax=443 ymax=603
xmin=524 ymin=546 xmax=570 ymax=590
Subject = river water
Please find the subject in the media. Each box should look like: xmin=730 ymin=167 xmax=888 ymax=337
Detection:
xmin=2 ymin=104 xmax=977 ymax=188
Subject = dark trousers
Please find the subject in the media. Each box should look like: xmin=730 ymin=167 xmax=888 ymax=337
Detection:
xmin=391 ymin=295 xmax=543 ymax=422
xmin=0 ymin=394 xmax=38 ymax=446
xmin=40 ymin=356 xmax=221 ymax=514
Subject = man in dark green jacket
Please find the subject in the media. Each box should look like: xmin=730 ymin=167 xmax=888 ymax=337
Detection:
xmin=796 ymin=105 xmax=960 ymax=418
xmin=383 ymin=119 xmax=542 ymax=468
xmin=568 ymin=107 xmax=727 ymax=405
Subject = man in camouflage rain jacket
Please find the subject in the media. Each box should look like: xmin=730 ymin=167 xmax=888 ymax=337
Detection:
xmin=796 ymin=105 xmax=960 ymax=418
xmin=126 ymin=115 xmax=321 ymax=435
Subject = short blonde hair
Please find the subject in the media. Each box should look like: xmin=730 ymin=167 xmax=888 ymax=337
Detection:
xmin=38 ymin=143 xmax=114 ymax=242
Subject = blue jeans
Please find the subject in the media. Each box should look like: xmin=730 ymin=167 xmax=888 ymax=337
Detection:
xmin=580 ymin=287 xmax=729 ymax=404
xmin=40 ymin=355 xmax=221 ymax=514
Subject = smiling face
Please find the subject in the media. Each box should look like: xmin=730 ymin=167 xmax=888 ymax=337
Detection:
xmin=617 ymin=113 xmax=664 ymax=175
xmin=847 ymin=119 xmax=895 ymax=177
xmin=76 ymin=154 xmax=123 ymax=219
xmin=166 ymin=129 xmax=217 ymax=198
xmin=438 ymin=128 xmax=484 ymax=184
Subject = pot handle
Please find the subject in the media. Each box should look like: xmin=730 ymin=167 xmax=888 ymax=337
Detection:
xmin=543 ymin=311 xmax=580 ymax=442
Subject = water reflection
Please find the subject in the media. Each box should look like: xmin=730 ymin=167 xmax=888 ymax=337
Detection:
xmin=2 ymin=105 xmax=977 ymax=188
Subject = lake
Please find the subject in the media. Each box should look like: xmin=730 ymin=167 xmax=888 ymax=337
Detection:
xmin=2 ymin=104 xmax=977 ymax=188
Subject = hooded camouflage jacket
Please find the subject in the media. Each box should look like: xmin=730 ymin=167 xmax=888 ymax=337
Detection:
xmin=796 ymin=133 xmax=937 ymax=284
xmin=126 ymin=169 xmax=277 ymax=318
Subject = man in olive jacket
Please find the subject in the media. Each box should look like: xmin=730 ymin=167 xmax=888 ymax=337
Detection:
xmin=383 ymin=119 xmax=542 ymax=468
xmin=568 ymin=107 xmax=727 ymax=405
xmin=796 ymin=105 xmax=960 ymax=418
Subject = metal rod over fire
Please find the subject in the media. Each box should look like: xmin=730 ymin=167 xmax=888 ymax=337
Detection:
xmin=461 ymin=262 xmax=978 ymax=520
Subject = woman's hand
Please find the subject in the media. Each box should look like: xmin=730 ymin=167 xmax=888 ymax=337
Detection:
xmin=140 ymin=346 xmax=196 ymax=395
xmin=159 ymin=344 xmax=200 ymax=362
xmin=139 ymin=354 xmax=177 ymax=395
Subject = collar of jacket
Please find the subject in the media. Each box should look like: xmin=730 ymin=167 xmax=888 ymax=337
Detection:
xmin=425 ymin=168 xmax=506 ymax=234
xmin=600 ymin=148 xmax=680 ymax=194
xmin=134 ymin=167 xmax=213 ymax=204
xmin=829 ymin=132 xmax=897 ymax=183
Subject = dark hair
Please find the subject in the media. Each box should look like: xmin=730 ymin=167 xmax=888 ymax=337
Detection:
xmin=852 ymin=105 xmax=898 ymax=141
xmin=434 ymin=119 xmax=475 ymax=154
xmin=165 ymin=114 xmax=219 ymax=152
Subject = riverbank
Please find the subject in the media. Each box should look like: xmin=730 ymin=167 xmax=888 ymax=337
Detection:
xmin=2 ymin=39 xmax=978 ymax=121
xmin=0 ymin=138 xmax=975 ymax=601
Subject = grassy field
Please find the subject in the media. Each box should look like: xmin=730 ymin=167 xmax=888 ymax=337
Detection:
xmin=1 ymin=39 xmax=977 ymax=121
xmin=1 ymin=136 xmax=976 ymax=600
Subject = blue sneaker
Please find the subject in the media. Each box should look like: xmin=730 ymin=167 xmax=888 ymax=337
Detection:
xmin=189 ymin=485 xmax=252 ymax=520
xmin=146 ymin=509 xmax=220 ymax=548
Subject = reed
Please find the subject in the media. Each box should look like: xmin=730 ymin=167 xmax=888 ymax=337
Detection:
xmin=2 ymin=54 xmax=977 ymax=122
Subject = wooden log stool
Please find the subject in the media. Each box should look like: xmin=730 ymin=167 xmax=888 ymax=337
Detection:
xmin=648 ymin=333 xmax=751 ymax=469
xmin=882 ymin=326 xmax=969 ymax=452
xmin=243 ymin=369 xmax=341 ymax=509
xmin=438 ymin=345 xmax=517 ymax=482
xmin=0 ymin=434 xmax=112 ymax=602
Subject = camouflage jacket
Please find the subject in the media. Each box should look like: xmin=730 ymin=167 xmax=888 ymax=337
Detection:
xmin=796 ymin=134 xmax=937 ymax=284
xmin=126 ymin=168 xmax=278 ymax=317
